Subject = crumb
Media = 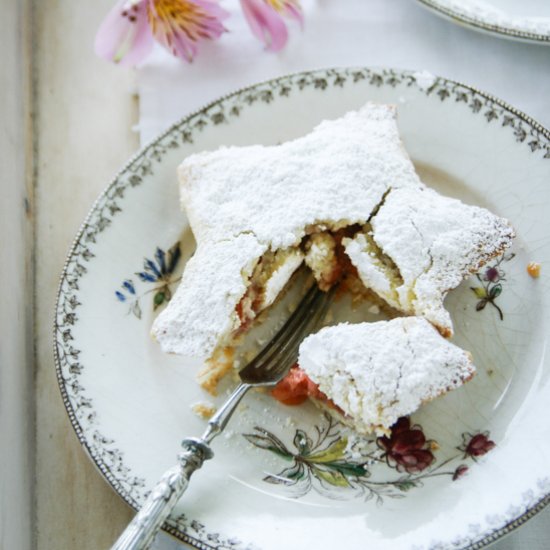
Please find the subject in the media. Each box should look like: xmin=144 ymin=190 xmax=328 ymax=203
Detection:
xmin=198 ymin=346 xmax=236 ymax=395
xmin=191 ymin=401 xmax=217 ymax=419
xmin=527 ymin=262 xmax=541 ymax=278
xmin=368 ymin=304 xmax=380 ymax=315
xmin=429 ymin=441 xmax=440 ymax=451
xmin=487 ymin=369 xmax=494 ymax=376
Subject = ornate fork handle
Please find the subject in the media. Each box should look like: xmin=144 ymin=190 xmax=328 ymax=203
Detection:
xmin=111 ymin=384 xmax=250 ymax=550
xmin=111 ymin=438 xmax=213 ymax=550
xmin=109 ymin=285 xmax=329 ymax=549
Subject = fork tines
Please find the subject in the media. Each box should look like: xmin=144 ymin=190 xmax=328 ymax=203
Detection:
xmin=239 ymin=284 xmax=332 ymax=386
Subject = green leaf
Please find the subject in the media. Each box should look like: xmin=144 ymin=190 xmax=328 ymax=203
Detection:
xmin=328 ymin=461 xmax=369 ymax=478
xmin=308 ymin=437 xmax=348 ymax=463
xmin=397 ymin=481 xmax=416 ymax=491
xmin=476 ymin=299 xmax=488 ymax=311
xmin=281 ymin=462 xmax=306 ymax=481
xmin=243 ymin=433 xmax=291 ymax=459
xmin=471 ymin=287 xmax=487 ymax=299
xmin=489 ymin=284 xmax=502 ymax=299
xmin=293 ymin=430 xmax=312 ymax=455
xmin=314 ymin=467 xmax=350 ymax=487
xmin=395 ymin=480 xmax=417 ymax=492
xmin=153 ymin=291 xmax=165 ymax=309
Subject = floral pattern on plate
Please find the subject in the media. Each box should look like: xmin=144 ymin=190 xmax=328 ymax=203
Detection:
xmin=470 ymin=253 xmax=515 ymax=320
xmin=244 ymin=414 xmax=494 ymax=503
xmin=115 ymin=241 xmax=182 ymax=318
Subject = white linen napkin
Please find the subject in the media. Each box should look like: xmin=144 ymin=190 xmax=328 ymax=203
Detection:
xmin=138 ymin=0 xmax=550 ymax=547
xmin=138 ymin=0 xmax=550 ymax=145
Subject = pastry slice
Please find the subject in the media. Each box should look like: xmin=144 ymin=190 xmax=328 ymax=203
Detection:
xmin=343 ymin=187 xmax=514 ymax=336
xmin=297 ymin=318 xmax=475 ymax=435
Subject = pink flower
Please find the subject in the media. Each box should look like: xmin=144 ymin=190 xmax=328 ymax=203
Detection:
xmin=240 ymin=0 xmax=303 ymax=52
xmin=95 ymin=1 xmax=154 ymax=66
xmin=95 ymin=0 xmax=229 ymax=66
xmin=149 ymin=0 xmax=229 ymax=62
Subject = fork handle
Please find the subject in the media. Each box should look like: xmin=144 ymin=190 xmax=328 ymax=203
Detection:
xmin=111 ymin=438 xmax=213 ymax=550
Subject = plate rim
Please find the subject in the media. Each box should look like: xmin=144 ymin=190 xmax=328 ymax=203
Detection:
xmin=416 ymin=0 xmax=550 ymax=45
xmin=53 ymin=66 xmax=550 ymax=550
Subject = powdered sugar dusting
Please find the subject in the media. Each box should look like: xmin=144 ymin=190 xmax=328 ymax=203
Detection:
xmin=152 ymin=234 xmax=266 ymax=356
xmin=262 ymin=249 xmax=304 ymax=308
xmin=343 ymin=232 xmax=403 ymax=311
xmin=178 ymin=103 xmax=422 ymax=249
xmin=298 ymin=318 xmax=476 ymax=435
xmin=154 ymin=103 xmax=423 ymax=357
xmin=347 ymin=186 xmax=514 ymax=335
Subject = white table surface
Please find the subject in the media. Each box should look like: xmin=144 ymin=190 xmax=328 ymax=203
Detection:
xmin=136 ymin=0 xmax=550 ymax=549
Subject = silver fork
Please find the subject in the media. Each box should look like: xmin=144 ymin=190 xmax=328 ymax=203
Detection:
xmin=111 ymin=283 xmax=333 ymax=550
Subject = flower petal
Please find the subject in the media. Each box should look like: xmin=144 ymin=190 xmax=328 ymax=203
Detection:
xmin=95 ymin=0 xmax=154 ymax=66
xmin=283 ymin=3 xmax=304 ymax=27
xmin=240 ymin=0 xmax=288 ymax=52
xmin=268 ymin=0 xmax=303 ymax=26
xmin=390 ymin=417 xmax=411 ymax=436
xmin=148 ymin=0 xmax=229 ymax=62
xmin=393 ymin=429 xmax=426 ymax=452
xmin=466 ymin=433 xmax=496 ymax=457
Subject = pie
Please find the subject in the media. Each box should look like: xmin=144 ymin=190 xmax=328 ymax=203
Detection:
xmin=296 ymin=317 xmax=476 ymax=435
xmin=151 ymin=102 xmax=513 ymax=404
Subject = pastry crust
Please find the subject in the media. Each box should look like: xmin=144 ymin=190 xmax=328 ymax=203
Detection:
xmin=298 ymin=318 xmax=476 ymax=435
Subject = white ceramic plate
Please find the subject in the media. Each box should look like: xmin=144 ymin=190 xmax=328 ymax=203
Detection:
xmin=55 ymin=68 xmax=550 ymax=550
xmin=416 ymin=0 xmax=550 ymax=45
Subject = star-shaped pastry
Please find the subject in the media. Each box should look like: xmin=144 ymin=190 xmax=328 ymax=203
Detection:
xmin=152 ymin=103 xmax=513 ymax=362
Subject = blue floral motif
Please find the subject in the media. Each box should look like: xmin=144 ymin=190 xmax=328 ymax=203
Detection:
xmin=115 ymin=241 xmax=181 ymax=319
